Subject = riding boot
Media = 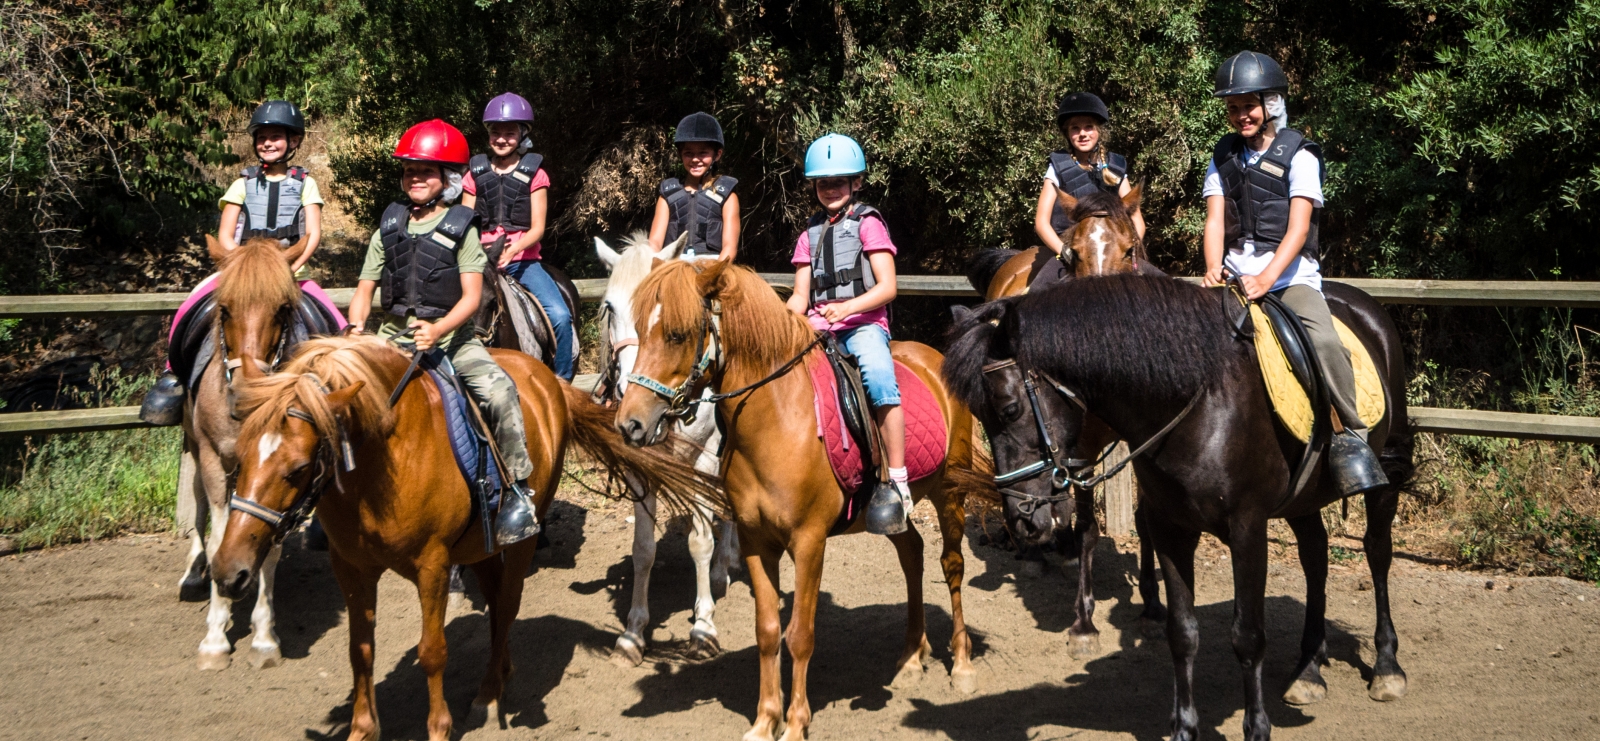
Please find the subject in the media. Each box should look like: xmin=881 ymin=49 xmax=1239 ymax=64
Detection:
xmin=494 ymin=480 xmax=541 ymax=547
xmin=865 ymin=480 xmax=912 ymax=535
xmin=1329 ymin=428 xmax=1388 ymax=497
xmin=139 ymin=372 xmax=186 ymax=426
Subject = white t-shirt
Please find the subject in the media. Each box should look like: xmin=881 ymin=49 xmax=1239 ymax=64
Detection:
xmin=1042 ymin=160 xmax=1091 ymax=186
xmin=1203 ymin=146 xmax=1324 ymax=292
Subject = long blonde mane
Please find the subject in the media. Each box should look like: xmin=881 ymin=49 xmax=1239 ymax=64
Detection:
xmin=632 ymin=260 xmax=816 ymax=370
xmin=236 ymin=336 xmax=397 ymax=445
xmin=606 ymin=231 xmax=659 ymax=296
xmin=215 ymin=237 xmax=299 ymax=309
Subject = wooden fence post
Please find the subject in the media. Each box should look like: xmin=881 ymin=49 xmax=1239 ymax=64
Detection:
xmin=1102 ymin=441 xmax=1135 ymax=538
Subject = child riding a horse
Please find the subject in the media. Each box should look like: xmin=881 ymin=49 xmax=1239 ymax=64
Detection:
xmin=1030 ymin=92 xmax=1147 ymax=289
xmin=344 ymin=118 xmax=539 ymax=546
xmin=142 ymin=100 xmax=345 ymax=419
xmin=1200 ymin=51 xmax=1380 ymax=464
xmin=458 ymin=92 xmax=573 ymax=380
xmin=648 ymin=112 xmax=742 ymax=261
xmin=785 ymin=133 xmax=911 ymax=535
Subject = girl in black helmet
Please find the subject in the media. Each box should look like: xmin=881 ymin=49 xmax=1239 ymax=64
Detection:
xmin=648 ymin=112 xmax=742 ymax=261
xmin=1033 ymin=92 xmax=1146 ymax=261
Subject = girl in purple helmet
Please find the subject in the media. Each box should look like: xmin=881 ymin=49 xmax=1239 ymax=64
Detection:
xmin=461 ymin=92 xmax=573 ymax=380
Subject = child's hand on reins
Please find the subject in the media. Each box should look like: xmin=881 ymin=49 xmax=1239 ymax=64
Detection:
xmin=409 ymin=319 xmax=439 ymax=350
xmin=818 ymin=301 xmax=854 ymax=324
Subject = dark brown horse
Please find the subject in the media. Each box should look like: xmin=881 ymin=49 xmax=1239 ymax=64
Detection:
xmin=615 ymin=259 xmax=991 ymax=740
xmin=211 ymin=336 xmax=717 ymax=740
xmin=944 ymin=275 xmax=1413 ymax=740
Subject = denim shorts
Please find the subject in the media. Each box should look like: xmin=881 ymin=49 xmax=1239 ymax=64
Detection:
xmin=836 ymin=324 xmax=900 ymax=407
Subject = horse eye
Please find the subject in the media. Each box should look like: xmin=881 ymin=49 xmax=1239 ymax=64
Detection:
xmin=283 ymin=461 xmax=310 ymax=482
xmin=1001 ymin=402 xmax=1022 ymax=422
xmin=666 ymin=332 xmax=688 ymax=345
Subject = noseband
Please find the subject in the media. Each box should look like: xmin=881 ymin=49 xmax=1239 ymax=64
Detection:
xmin=591 ymin=300 xmax=641 ymax=405
xmin=228 ymin=380 xmax=357 ymax=543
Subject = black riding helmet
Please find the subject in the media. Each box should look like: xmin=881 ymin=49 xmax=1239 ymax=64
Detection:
xmin=674 ymin=112 xmax=725 ymax=149
xmin=1213 ymin=51 xmax=1289 ymax=97
xmin=1055 ymin=92 xmax=1110 ymax=125
xmin=247 ymin=100 xmax=306 ymax=138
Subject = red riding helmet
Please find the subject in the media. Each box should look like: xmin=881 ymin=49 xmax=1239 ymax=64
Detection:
xmin=392 ymin=119 xmax=470 ymax=166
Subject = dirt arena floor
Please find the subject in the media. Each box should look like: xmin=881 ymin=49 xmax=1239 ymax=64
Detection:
xmin=3 ymin=498 xmax=1598 ymax=741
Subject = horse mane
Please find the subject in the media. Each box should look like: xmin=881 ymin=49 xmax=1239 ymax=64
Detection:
xmin=965 ymin=249 xmax=1020 ymax=295
xmin=632 ymin=260 xmax=816 ymax=369
xmin=215 ymin=237 xmax=299 ymax=309
xmin=1017 ymin=275 xmax=1242 ymax=404
xmin=942 ymin=301 xmax=1017 ymax=420
xmin=237 ymin=336 xmax=397 ymax=446
xmin=606 ymin=230 xmax=658 ymax=296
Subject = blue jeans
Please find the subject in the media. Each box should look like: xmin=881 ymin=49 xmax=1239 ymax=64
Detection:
xmin=505 ymin=261 xmax=575 ymax=380
xmin=837 ymin=324 xmax=900 ymax=407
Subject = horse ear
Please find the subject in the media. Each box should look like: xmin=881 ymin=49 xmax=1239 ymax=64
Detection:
xmin=951 ymin=304 xmax=974 ymax=325
xmin=206 ymin=234 xmax=229 ymax=265
xmin=650 ymin=257 xmax=665 ymax=271
xmin=657 ymin=231 xmax=689 ymax=261
xmin=695 ymin=258 xmax=729 ymax=296
xmin=1122 ymin=180 xmax=1144 ymax=212
xmin=595 ymin=237 xmax=622 ymax=271
xmin=281 ymin=234 xmax=309 ymax=264
xmin=1057 ymin=190 xmax=1078 ymax=215
xmin=325 ymin=381 xmax=367 ymax=421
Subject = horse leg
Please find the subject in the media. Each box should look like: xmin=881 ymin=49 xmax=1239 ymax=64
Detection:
xmin=1135 ymin=503 xmax=1166 ymax=624
xmin=177 ymin=442 xmax=210 ymax=600
xmin=467 ymin=547 xmax=526 ymax=730
xmin=742 ymin=544 xmax=784 ymax=741
xmin=329 ymin=552 xmax=382 ymax=741
xmin=197 ymin=496 xmax=234 ymax=670
xmin=1151 ymin=518 xmax=1202 ymax=741
xmin=613 ymin=490 xmax=656 ymax=666
xmin=711 ymin=516 xmax=739 ymax=594
xmin=780 ymin=534 xmax=826 ymax=741
xmin=931 ymin=487 xmax=976 ymax=693
xmin=1364 ymin=486 xmax=1408 ymax=701
xmin=416 ymin=560 xmax=455 ymax=741
xmin=244 ymin=542 xmax=284 ymax=669
xmin=887 ymin=521 xmax=930 ymax=689
xmin=1066 ymin=485 xmax=1102 ymax=659
xmin=1283 ymin=512 xmax=1330 ymax=705
xmin=447 ymin=565 xmax=468 ymax=613
xmin=687 ymin=500 xmax=722 ymax=657
xmin=1228 ymin=516 xmax=1272 ymax=741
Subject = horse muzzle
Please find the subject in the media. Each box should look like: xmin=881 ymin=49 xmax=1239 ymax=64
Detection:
xmin=616 ymin=403 xmax=672 ymax=448
xmin=212 ymin=561 xmax=257 ymax=600
xmin=1004 ymin=490 xmax=1059 ymax=548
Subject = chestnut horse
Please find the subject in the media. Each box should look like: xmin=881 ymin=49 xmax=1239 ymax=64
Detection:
xmin=181 ymin=234 xmax=312 ymax=671
xmin=944 ymin=276 xmax=1413 ymax=740
xmin=616 ymin=260 xmax=990 ymax=741
xmin=967 ymin=186 xmax=1147 ymax=301
xmin=212 ymin=336 xmax=718 ymax=740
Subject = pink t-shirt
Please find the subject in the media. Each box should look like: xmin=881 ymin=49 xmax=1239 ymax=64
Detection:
xmin=791 ymin=211 xmax=897 ymax=333
xmin=462 ymin=166 xmax=551 ymax=262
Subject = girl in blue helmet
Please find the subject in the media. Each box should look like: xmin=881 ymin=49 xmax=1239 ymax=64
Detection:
xmin=648 ymin=112 xmax=741 ymax=261
xmin=460 ymin=92 xmax=574 ymax=380
xmin=786 ymin=133 xmax=910 ymax=535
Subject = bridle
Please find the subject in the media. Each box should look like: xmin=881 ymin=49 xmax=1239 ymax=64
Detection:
xmin=218 ymin=304 xmax=292 ymax=385
xmin=591 ymin=300 xmax=639 ymax=405
xmin=227 ymin=378 xmax=356 ymax=543
xmin=981 ymin=357 xmax=1201 ymax=516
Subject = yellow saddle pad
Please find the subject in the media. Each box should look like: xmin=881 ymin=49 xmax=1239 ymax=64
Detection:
xmin=1251 ymin=304 xmax=1385 ymax=442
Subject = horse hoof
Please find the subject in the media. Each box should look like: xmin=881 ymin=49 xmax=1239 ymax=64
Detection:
xmin=1019 ymin=560 xmax=1045 ymax=579
xmin=1283 ymin=678 xmax=1327 ymax=705
xmin=1368 ymin=673 xmax=1408 ymax=702
xmin=950 ymin=666 xmax=979 ymax=695
xmin=776 ymin=726 xmax=808 ymax=741
xmin=196 ymin=651 xmax=231 ymax=671
xmin=246 ymin=646 xmax=283 ymax=670
xmin=611 ymin=634 xmax=645 ymax=667
xmin=467 ymin=700 xmax=505 ymax=730
xmin=1067 ymin=632 xmax=1101 ymax=659
xmin=688 ymin=629 xmax=721 ymax=658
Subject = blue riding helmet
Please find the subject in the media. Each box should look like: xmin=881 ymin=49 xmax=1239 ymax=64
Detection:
xmin=804 ymin=134 xmax=866 ymax=178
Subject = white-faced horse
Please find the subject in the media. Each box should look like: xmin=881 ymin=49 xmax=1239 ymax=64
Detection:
xmin=594 ymin=231 xmax=739 ymax=663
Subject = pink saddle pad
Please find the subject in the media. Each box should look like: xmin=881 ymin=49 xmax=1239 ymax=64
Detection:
xmin=807 ymin=350 xmax=948 ymax=495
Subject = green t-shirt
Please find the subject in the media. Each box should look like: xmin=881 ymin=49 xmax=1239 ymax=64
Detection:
xmin=360 ymin=207 xmax=486 ymax=345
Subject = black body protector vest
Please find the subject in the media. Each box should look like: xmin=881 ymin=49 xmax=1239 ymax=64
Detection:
xmin=660 ymin=175 xmax=738 ymax=256
xmin=468 ymin=153 xmax=543 ymax=232
xmin=378 ymin=203 xmax=478 ymax=320
xmin=235 ymin=165 xmax=309 ymax=243
xmin=807 ymin=203 xmax=883 ymax=305
xmin=1212 ymin=129 xmax=1323 ymax=262
xmin=1048 ymin=152 xmax=1127 ymax=234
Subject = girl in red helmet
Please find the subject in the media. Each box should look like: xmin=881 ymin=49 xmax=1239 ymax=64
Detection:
xmin=344 ymin=119 xmax=540 ymax=546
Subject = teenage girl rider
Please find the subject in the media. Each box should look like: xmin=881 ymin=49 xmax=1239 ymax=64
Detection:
xmin=1199 ymin=51 xmax=1384 ymax=487
xmin=1030 ymin=92 xmax=1148 ymax=289
xmin=460 ymin=93 xmax=574 ymax=380
xmin=648 ymin=112 xmax=741 ymax=261
xmin=786 ymin=133 xmax=910 ymax=535
xmin=141 ymin=100 xmax=345 ymax=423
xmin=344 ymin=119 xmax=539 ymax=546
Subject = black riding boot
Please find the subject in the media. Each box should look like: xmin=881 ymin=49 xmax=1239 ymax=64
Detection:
xmin=139 ymin=372 xmax=186 ymax=426
xmin=494 ymin=481 xmax=541 ymax=547
xmin=1329 ymin=428 xmax=1388 ymax=496
xmin=865 ymin=480 xmax=910 ymax=535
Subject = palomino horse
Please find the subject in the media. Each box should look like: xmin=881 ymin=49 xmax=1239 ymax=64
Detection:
xmin=595 ymin=231 xmax=739 ymax=664
xmin=212 ymin=336 xmax=719 ymax=740
xmin=181 ymin=234 xmax=316 ymax=671
xmin=944 ymin=275 xmax=1413 ymax=740
xmin=616 ymin=260 xmax=990 ymax=741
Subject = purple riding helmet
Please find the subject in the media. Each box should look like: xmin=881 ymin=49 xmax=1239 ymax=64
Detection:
xmin=484 ymin=92 xmax=536 ymax=152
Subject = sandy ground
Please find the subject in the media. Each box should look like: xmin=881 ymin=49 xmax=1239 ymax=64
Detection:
xmin=2 ymin=499 xmax=1598 ymax=741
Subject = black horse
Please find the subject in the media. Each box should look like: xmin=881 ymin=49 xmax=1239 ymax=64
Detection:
xmin=944 ymin=274 xmax=1414 ymax=741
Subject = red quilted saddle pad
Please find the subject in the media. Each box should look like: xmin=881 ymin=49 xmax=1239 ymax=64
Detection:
xmin=806 ymin=350 xmax=948 ymax=493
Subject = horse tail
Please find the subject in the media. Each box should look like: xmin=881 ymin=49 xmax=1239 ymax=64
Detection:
xmin=944 ymin=424 xmax=999 ymax=507
xmin=965 ymin=249 xmax=1021 ymax=297
xmin=560 ymin=383 xmax=728 ymax=518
